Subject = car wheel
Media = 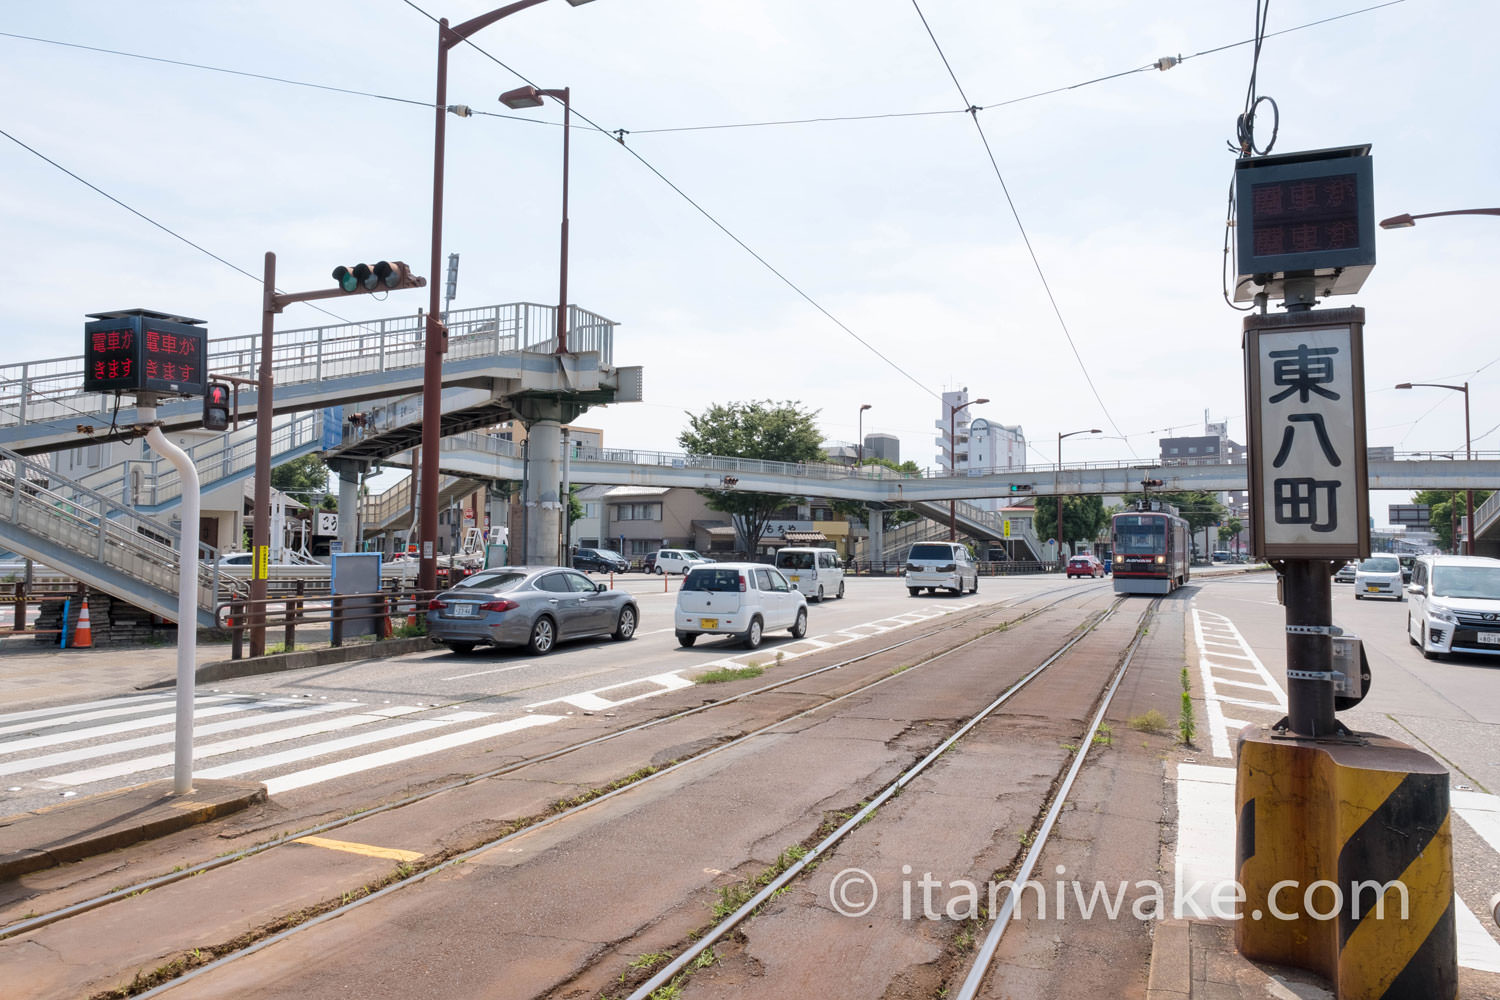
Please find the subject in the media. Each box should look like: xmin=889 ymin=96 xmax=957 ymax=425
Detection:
xmin=1407 ymin=615 xmax=1418 ymax=646
xmin=742 ymin=616 xmax=763 ymax=649
xmin=655 ymin=565 xmax=665 ymax=575
xmin=612 ymin=606 xmax=637 ymax=641
xmin=677 ymin=632 xmax=698 ymax=647
xmin=1355 ymin=594 xmax=1363 ymax=600
xmin=815 ymin=586 xmax=825 ymax=603
xmin=790 ymin=608 xmax=808 ymax=639
xmin=527 ymin=616 xmax=556 ymax=655
xmin=928 ymin=588 xmax=937 ymax=594
xmin=970 ymin=576 xmax=979 ymax=594
xmin=837 ymin=581 xmax=845 ymax=599
xmin=909 ymin=587 xmax=921 ymax=597
xmin=445 ymin=641 xmax=477 ymax=655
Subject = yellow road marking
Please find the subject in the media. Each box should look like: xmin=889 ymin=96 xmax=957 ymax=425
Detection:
xmin=292 ymin=835 xmax=423 ymax=862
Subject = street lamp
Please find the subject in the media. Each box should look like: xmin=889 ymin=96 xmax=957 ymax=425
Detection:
xmin=421 ymin=0 xmax=598 ymax=595
xmin=949 ymin=397 xmax=989 ymax=541
xmin=1379 ymin=207 xmax=1500 ymax=229
xmin=1056 ymin=428 xmax=1102 ymax=563
xmin=500 ymin=84 xmax=573 ymax=355
xmin=1396 ymin=381 xmax=1473 ymax=554
xmin=857 ymin=403 xmax=872 ymax=467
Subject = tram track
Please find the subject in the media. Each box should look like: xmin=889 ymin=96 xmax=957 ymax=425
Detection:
xmin=78 ymin=586 xmax=1139 ymax=1000
xmin=1 ymin=584 xmax=1107 ymax=972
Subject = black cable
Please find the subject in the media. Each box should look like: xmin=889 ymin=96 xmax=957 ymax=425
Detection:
xmin=909 ymin=0 xmax=1133 ymax=452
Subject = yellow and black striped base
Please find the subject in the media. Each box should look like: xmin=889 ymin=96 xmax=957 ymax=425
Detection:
xmin=1235 ymin=728 xmax=1456 ymax=999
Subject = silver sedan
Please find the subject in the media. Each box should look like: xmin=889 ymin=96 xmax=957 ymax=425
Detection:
xmin=427 ymin=566 xmax=639 ymax=655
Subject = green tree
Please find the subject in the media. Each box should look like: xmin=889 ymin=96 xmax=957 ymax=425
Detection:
xmin=1150 ymin=491 xmax=1227 ymax=533
xmin=1412 ymin=489 xmax=1491 ymax=553
xmin=568 ymin=485 xmax=584 ymax=526
xmin=271 ymin=454 xmax=330 ymax=496
xmin=1032 ymin=494 xmax=1109 ymax=549
xmin=678 ymin=400 xmax=825 ymax=552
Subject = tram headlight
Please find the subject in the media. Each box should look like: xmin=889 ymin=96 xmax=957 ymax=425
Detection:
xmin=1155 ymin=555 xmax=1166 ymax=564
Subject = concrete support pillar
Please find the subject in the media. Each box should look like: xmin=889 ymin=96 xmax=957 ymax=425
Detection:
xmin=867 ymin=508 xmax=884 ymax=569
xmin=327 ymin=459 xmax=366 ymax=555
xmin=525 ymin=417 xmax=563 ymax=566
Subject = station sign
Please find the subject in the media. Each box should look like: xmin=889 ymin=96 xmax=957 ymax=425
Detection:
xmin=1244 ymin=308 xmax=1370 ymax=559
xmin=83 ymin=311 xmax=208 ymax=396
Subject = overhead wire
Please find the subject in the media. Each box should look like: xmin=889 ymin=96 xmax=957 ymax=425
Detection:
xmin=908 ymin=0 xmax=1133 ymax=453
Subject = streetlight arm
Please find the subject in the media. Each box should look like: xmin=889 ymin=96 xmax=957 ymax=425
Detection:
xmin=1395 ymin=381 xmax=1467 ymax=394
xmin=448 ymin=0 xmax=549 ymax=45
xmin=1380 ymin=207 xmax=1500 ymax=229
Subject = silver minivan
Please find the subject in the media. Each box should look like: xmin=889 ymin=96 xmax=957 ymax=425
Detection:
xmin=774 ymin=546 xmax=845 ymax=602
xmin=1406 ymin=554 xmax=1500 ymax=660
xmin=905 ymin=541 xmax=979 ymax=596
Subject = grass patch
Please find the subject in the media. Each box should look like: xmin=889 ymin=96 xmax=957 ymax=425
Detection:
xmin=1129 ymin=709 xmax=1170 ymax=734
xmin=1179 ymin=667 xmax=1197 ymax=746
xmin=1091 ymin=723 xmax=1113 ymax=748
xmin=694 ymin=665 xmax=765 ymax=685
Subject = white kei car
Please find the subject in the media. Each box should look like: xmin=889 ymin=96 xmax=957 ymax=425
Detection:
xmin=675 ymin=562 xmax=808 ymax=650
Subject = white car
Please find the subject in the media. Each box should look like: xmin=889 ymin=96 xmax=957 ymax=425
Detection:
xmin=774 ymin=546 xmax=845 ymax=602
xmin=905 ymin=541 xmax=979 ymax=596
xmin=1333 ymin=562 xmax=1357 ymax=584
xmin=675 ymin=562 xmax=808 ymax=649
xmin=1353 ymin=555 xmax=1403 ymax=601
xmin=652 ymin=548 xmax=714 ymax=575
xmin=1406 ymin=554 xmax=1500 ymax=661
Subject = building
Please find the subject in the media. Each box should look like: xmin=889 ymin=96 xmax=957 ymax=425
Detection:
xmin=967 ymin=418 xmax=1025 ymax=474
xmin=863 ymin=432 xmax=899 ymax=463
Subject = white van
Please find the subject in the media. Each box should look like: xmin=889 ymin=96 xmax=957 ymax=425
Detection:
xmin=652 ymin=549 xmax=714 ymax=575
xmin=1406 ymin=554 xmax=1500 ymax=660
xmin=774 ymin=547 xmax=845 ymax=602
xmin=905 ymin=541 xmax=978 ymax=596
xmin=675 ymin=563 xmax=808 ymax=649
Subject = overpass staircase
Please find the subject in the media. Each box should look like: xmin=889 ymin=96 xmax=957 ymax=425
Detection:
xmin=0 ymin=446 xmax=235 ymax=628
xmin=879 ymin=499 xmax=1044 ymax=562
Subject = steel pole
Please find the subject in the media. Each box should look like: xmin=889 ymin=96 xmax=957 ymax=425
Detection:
xmin=420 ymin=22 xmax=451 ymax=596
xmin=1465 ymin=382 xmax=1474 ymax=555
xmin=555 ymin=87 xmax=570 ymax=354
xmin=250 ymin=252 xmax=275 ymax=658
xmin=1284 ymin=559 xmax=1337 ymax=737
xmin=948 ymin=405 xmax=956 ymax=541
xmin=1056 ymin=433 xmax=1063 ymax=562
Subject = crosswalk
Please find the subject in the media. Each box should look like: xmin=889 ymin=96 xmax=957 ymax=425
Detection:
xmin=0 ymin=691 xmax=565 ymax=808
xmin=1191 ymin=608 xmax=1287 ymax=758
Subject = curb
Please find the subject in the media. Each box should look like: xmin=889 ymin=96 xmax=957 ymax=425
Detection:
xmin=138 ymin=636 xmax=436 ymax=689
xmin=0 ymin=778 xmax=266 ymax=880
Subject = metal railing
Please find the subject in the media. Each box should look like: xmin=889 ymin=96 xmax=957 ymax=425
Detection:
xmin=0 ymin=302 xmax=616 ymax=429
xmin=0 ymin=445 xmax=241 ymax=618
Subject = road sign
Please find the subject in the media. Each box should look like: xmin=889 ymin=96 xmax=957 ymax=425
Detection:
xmin=253 ymin=545 xmax=269 ymax=580
xmin=1245 ymin=308 xmax=1369 ymax=559
xmin=316 ymin=512 xmax=339 ymax=537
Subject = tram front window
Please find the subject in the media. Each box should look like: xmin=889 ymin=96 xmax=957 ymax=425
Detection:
xmin=1115 ymin=518 xmax=1165 ymax=554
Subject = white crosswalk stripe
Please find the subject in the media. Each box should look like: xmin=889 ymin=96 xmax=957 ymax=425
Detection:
xmin=1191 ymin=608 xmax=1287 ymax=758
xmin=0 ymin=692 xmax=567 ymax=803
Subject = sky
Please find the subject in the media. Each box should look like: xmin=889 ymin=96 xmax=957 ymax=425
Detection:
xmin=3 ymin=0 xmax=1496 ymax=529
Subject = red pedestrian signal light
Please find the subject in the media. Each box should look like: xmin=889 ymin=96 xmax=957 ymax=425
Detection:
xmin=203 ymin=381 xmax=232 ymax=431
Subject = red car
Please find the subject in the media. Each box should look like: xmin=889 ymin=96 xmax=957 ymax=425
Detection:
xmin=1066 ymin=554 xmax=1106 ymax=578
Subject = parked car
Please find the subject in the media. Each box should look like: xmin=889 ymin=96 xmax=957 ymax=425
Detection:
xmin=641 ymin=551 xmax=657 ymax=573
xmin=1399 ymin=554 xmax=1416 ymax=584
xmin=572 ymin=547 xmax=630 ymax=573
xmin=1353 ymin=555 xmax=1403 ymax=601
xmin=1333 ymin=562 xmax=1357 ymax=583
xmin=1066 ymin=554 xmax=1106 ymax=579
xmin=1211 ymin=550 xmax=1234 ymax=564
xmin=427 ymin=566 xmax=638 ymax=655
xmin=1406 ymin=554 xmax=1500 ymax=660
xmin=653 ymin=548 xmax=714 ymax=575
xmin=774 ymin=546 xmax=845 ymax=602
xmin=675 ymin=563 xmax=807 ymax=649
xmin=905 ymin=541 xmax=978 ymax=596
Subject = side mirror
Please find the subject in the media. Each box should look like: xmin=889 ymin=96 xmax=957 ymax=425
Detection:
xmin=1407 ymin=584 xmax=1424 ymax=596
xmin=596 ymin=582 xmax=608 ymax=593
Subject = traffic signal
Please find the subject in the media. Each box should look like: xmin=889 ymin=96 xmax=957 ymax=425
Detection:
xmin=203 ymin=381 xmax=231 ymax=431
xmin=1009 ymin=483 xmax=1033 ymax=492
xmin=332 ymin=261 xmax=420 ymax=293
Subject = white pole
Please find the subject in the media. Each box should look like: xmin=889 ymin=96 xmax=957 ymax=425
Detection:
xmin=141 ymin=403 xmax=200 ymax=795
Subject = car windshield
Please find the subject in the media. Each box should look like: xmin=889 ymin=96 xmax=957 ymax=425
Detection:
xmin=1360 ymin=557 xmax=1400 ymax=573
xmin=1431 ymin=565 xmax=1500 ymax=599
xmin=778 ymin=552 xmax=815 ymax=570
xmin=453 ymin=571 xmax=527 ymax=591
xmin=909 ymin=544 xmax=956 ymax=560
xmin=683 ymin=568 xmax=742 ymax=592
xmin=682 ymin=551 xmax=706 ymax=560
xmin=1069 ymin=557 xmax=1090 ymax=565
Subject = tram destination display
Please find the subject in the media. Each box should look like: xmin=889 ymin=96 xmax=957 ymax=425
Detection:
xmin=83 ymin=311 xmax=208 ymax=396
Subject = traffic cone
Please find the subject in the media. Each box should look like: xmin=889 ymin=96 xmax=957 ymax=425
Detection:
xmin=74 ymin=599 xmax=94 ymax=649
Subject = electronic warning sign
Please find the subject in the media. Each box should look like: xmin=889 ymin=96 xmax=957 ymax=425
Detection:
xmin=83 ymin=310 xmax=208 ymax=396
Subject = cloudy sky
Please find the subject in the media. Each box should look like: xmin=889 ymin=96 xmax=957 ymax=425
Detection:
xmin=3 ymin=1 xmax=1494 ymax=526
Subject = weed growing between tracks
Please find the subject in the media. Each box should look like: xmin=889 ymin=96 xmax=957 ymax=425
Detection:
xmin=1178 ymin=667 xmax=1197 ymax=746
xmin=694 ymin=665 xmax=765 ymax=684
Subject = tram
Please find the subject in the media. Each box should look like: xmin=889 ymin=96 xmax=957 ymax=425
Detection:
xmin=1111 ymin=503 xmax=1190 ymax=595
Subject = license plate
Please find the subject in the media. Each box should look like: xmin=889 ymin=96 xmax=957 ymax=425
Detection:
xmin=700 ymin=618 xmax=719 ymax=629
xmin=789 ymin=575 xmax=800 ymax=582
xmin=1479 ymin=633 xmax=1500 ymax=645
xmin=449 ymin=604 xmax=477 ymax=618
xmin=1365 ymin=586 xmax=1380 ymax=593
